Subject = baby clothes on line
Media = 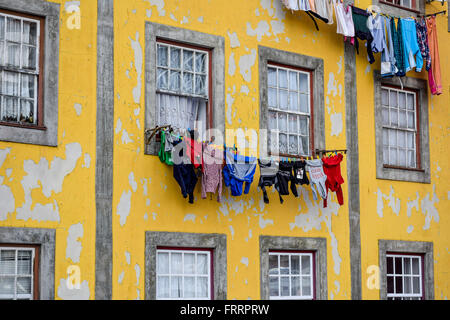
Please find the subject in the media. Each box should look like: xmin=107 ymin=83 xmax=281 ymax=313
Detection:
xmin=293 ymin=161 xmax=310 ymax=186
xmin=223 ymin=151 xmax=257 ymax=197
xmin=400 ymin=18 xmax=423 ymax=73
xmin=334 ymin=2 xmax=355 ymax=37
xmin=306 ymin=159 xmax=328 ymax=202
xmin=322 ymin=153 xmax=345 ymax=208
xmin=158 ymin=130 xmax=177 ymax=166
xmin=426 ymin=16 xmax=442 ymax=95
xmin=275 ymin=162 xmax=299 ymax=204
xmin=173 ymin=163 xmax=198 ymax=204
xmin=381 ymin=15 xmax=398 ymax=78
xmin=415 ymin=18 xmax=431 ymax=72
xmin=201 ymin=143 xmax=223 ymax=202
xmin=258 ymin=160 xmax=279 ymax=204
xmin=351 ymin=6 xmax=375 ymax=64
xmin=309 ymin=0 xmax=330 ymax=23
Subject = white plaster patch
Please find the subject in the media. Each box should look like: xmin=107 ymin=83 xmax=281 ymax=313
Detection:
xmin=170 ymin=13 xmax=177 ymax=21
xmin=118 ymin=271 xmax=125 ymax=284
xmin=226 ymin=93 xmax=235 ymax=125
xmin=66 ymin=223 xmax=84 ymax=264
xmin=82 ymin=153 xmax=91 ymax=169
xmin=144 ymin=0 xmax=165 ymax=16
xmin=128 ymin=172 xmax=138 ymax=192
xmin=146 ymin=9 xmax=152 ymax=18
xmin=421 ymin=185 xmax=439 ymax=230
xmin=227 ymin=31 xmax=240 ymax=48
xmin=5 ymin=168 xmax=12 ymax=178
xmin=241 ymin=257 xmax=249 ymax=267
xmin=122 ymin=129 xmax=134 ymax=144
xmin=260 ymin=0 xmax=274 ymax=16
xmin=228 ymin=53 xmax=236 ymax=76
xmin=270 ymin=19 xmax=285 ymax=36
xmin=239 ymin=49 xmax=257 ymax=83
xmin=130 ymin=32 xmax=143 ymax=104
xmin=229 ymin=225 xmax=235 ymax=240
xmin=184 ymin=214 xmax=196 ymax=222
xmin=74 ymin=103 xmax=82 ymax=116
xmin=407 ymin=192 xmax=420 ymax=217
xmin=337 ymin=56 xmax=343 ymax=74
xmin=330 ymin=112 xmax=343 ymax=137
xmin=240 ymin=85 xmax=250 ymax=95
xmin=0 ymin=178 xmax=15 ymax=221
xmin=327 ymin=72 xmax=338 ymax=97
xmin=407 ymin=225 xmax=414 ymax=233
xmin=258 ymin=214 xmax=274 ymax=229
xmin=181 ymin=16 xmax=189 ymax=24
xmin=365 ymin=64 xmax=371 ymax=74
xmin=57 ymin=278 xmax=90 ymax=300
xmin=135 ymin=264 xmax=141 ymax=286
xmin=375 ymin=186 xmax=401 ymax=217
xmin=0 ymin=148 xmax=11 ymax=168
xmin=16 ymin=143 xmax=82 ymax=223
xmin=115 ymin=118 xmax=122 ymax=134
xmin=197 ymin=16 xmax=204 ymax=23
xmin=117 ymin=190 xmax=132 ymax=226
xmin=246 ymin=21 xmax=271 ymax=42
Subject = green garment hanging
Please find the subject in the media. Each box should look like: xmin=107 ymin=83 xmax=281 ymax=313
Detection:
xmin=158 ymin=130 xmax=174 ymax=166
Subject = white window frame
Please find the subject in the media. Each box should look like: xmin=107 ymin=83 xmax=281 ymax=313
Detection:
xmin=0 ymin=11 xmax=40 ymax=125
xmin=267 ymin=63 xmax=312 ymax=157
xmin=386 ymin=253 xmax=423 ymax=300
xmin=0 ymin=247 xmax=35 ymax=300
xmin=156 ymin=249 xmax=212 ymax=300
xmin=268 ymin=251 xmax=314 ymax=300
xmin=381 ymin=86 xmax=418 ymax=169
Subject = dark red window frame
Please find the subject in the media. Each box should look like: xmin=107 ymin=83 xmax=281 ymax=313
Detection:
xmin=267 ymin=61 xmax=315 ymax=159
xmin=381 ymin=84 xmax=422 ymax=172
xmin=269 ymin=249 xmax=316 ymax=300
xmin=0 ymin=9 xmax=46 ymax=131
xmin=156 ymin=246 xmax=215 ymax=300
xmin=0 ymin=243 xmax=40 ymax=300
xmin=386 ymin=252 xmax=425 ymax=300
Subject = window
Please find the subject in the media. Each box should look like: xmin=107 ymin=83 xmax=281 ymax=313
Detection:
xmin=156 ymin=41 xmax=210 ymax=134
xmin=374 ymin=73 xmax=430 ymax=183
xmin=380 ymin=0 xmax=417 ymax=11
xmin=267 ymin=63 xmax=312 ymax=157
xmin=0 ymin=11 xmax=43 ymax=127
xmin=379 ymin=240 xmax=434 ymax=300
xmin=156 ymin=248 xmax=212 ymax=300
xmin=0 ymin=0 xmax=60 ymax=147
xmin=381 ymin=86 xmax=419 ymax=169
xmin=259 ymin=235 xmax=327 ymax=300
xmin=386 ymin=253 xmax=424 ymax=300
xmin=0 ymin=245 xmax=39 ymax=300
xmin=145 ymin=22 xmax=225 ymax=155
xmin=268 ymin=251 xmax=314 ymax=300
xmin=258 ymin=46 xmax=325 ymax=160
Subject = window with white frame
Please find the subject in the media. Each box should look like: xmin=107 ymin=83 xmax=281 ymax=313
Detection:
xmin=268 ymin=251 xmax=314 ymax=300
xmin=267 ymin=64 xmax=312 ymax=157
xmin=0 ymin=11 xmax=41 ymax=126
xmin=156 ymin=249 xmax=212 ymax=300
xmin=156 ymin=41 xmax=209 ymax=134
xmin=381 ymin=0 xmax=417 ymax=10
xmin=0 ymin=247 xmax=36 ymax=300
xmin=381 ymin=86 xmax=419 ymax=169
xmin=386 ymin=254 xmax=424 ymax=300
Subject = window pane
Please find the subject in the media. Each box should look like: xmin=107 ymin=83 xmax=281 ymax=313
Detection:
xmin=407 ymin=132 xmax=415 ymax=149
xmin=390 ymin=109 xmax=398 ymax=127
xmin=0 ymin=250 xmax=16 ymax=274
xmin=395 ymin=276 xmax=403 ymax=293
xmin=0 ymin=41 xmax=4 ymax=65
xmin=389 ymin=148 xmax=397 ymax=165
xmin=170 ymin=47 xmax=181 ymax=69
xmin=299 ymin=116 xmax=308 ymax=136
xmin=183 ymin=72 xmax=193 ymax=94
xmin=184 ymin=276 xmax=195 ymax=298
xmin=280 ymin=255 xmax=289 ymax=275
xmin=395 ymin=257 xmax=402 ymax=274
xmin=289 ymin=91 xmax=298 ymax=111
xmin=157 ymin=252 xmax=169 ymax=274
xmin=289 ymin=135 xmax=298 ymax=155
xmin=404 ymin=276 xmax=412 ymax=294
xmin=157 ymin=45 xmax=168 ymax=67
xmin=382 ymin=107 xmax=389 ymax=125
xmin=299 ymin=73 xmax=308 ymax=93
xmin=408 ymin=150 xmax=416 ymax=168
xmin=300 ymin=136 xmax=309 ymax=156
xmin=412 ymin=258 xmax=420 ymax=275
xmin=397 ymin=130 xmax=405 ymax=148
xmin=278 ymin=69 xmax=287 ymax=89
xmin=268 ymin=88 xmax=277 ymax=108
xmin=157 ymin=68 xmax=168 ymax=90
xmin=278 ymin=113 xmax=287 ymax=132
xmin=195 ymin=74 xmax=206 ymax=96
xmin=170 ymin=276 xmax=182 ymax=298
xmin=398 ymin=149 xmax=406 ymax=167
xmin=412 ymin=277 xmax=420 ymax=294
xmin=301 ymin=276 xmax=311 ymax=296
xmin=183 ymin=50 xmax=193 ymax=71
xmin=268 ymin=111 xmax=277 ymax=130
xmin=398 ymin=92 xmax=406 ymax=109
xmin=299 ymin=94 xmax=309 ymax=113
xmin=291 ymin=276 xmax=300 ymax=296
xmin=383 ymin=147 xmax=389 ymax=164
xmin=280 ymin=276 xmax=290 ymax=296
xmin=387 ymin=276 xmax=394 ymax=293
xmin=3 ymin=71 xmax=19 ymax=96
xmin=197 ymin=277 xmax=208 ymax=298
xmin=291 ymin=256 xmax=300 ymax=275
xmin=398 ymin=110 xmax=407 ymax=128
xmin=21 ymin=74 xmax=36 ymax=99
xmin=301 ymin=255 xmax=310 ymax=275
xmin=389 ymin=129 xmax=396 ymax=147
xmin=17 ymin=251 xmax=32 ymax=275
xmin=197 ymin=254 xmax=208 ymax=275
xmin=288 ymin=114 xmax=298 ymax=133
xmin=6 ymin=17 xmax=21 ymax=42
xmin=195 ymin=52 xmax=206 ymax=73
xmin=381 ymin=88 xmax=389 ymax=105
xmin=2 ymin=97 xmax=18 ymax=122
xmin=171 ymin=253 xmax=182 ymax=274
xmin=0 ymin=16 xmax=4 ymax=40
xmin=268 ymin=67 xmax=277 ymax=87
xmin=269 ymin=255 xmax=279 ymax=275
xmin=387 ymin=257 xmax=394 ymax=274
xmin=383 ymin=129 xmax=388 ymax=146
xmin=279 ymin=90 xmax=288 ymax=110
xmin=389 ymin=91 xmax=397 ymax=107
xmin=279 ymin=133 xmax=287 ymax=154
xmin=184 ymin=253 xmax=195 ymax=274
xmin=404 ymin=258 xmax=411 ymax=275
xmin=269 ymin=276 xmax=279 ymax=296
xmin=22 ymin=46 xmax=37 ymax=70
xmin=0 ymin=276 xmax=15 ymax=296
xmin=157 ymin=276 xmax=169 ymax=298
xmin=22 ymin=21 xmax=37 ymax=46
xmin=169 ymin=71 xmax=180 ymax=91
xmin=289 ymin=71 xmax=298 ymax=91
xmin=407 ymin=112 xmax=415 ymax=129
xmin=16 ymin=277 xmax=31 ymax=295
xmin=406 ymin=94 xmax=415 ymax=110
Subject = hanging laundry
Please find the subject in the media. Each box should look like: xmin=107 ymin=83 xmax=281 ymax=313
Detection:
xmin=415 ymin=18 xmax=431 ymax=72
xmin=173 ymin=163 xmax=198 ymax=204
xmin=281 ymin=0 xmax=300 ymax=11
xmin=275 ymin=162 xmax=299 ymax=204
xmin=309 ymin=0 xmax=330 ymax=24
xmin=322 ymin=153 xmax=345 ymax=208
xmin=158 ymin=129 xmax=177 ymax=166
xmin=306 ymin=159 xmax=328 ymax=202
xmin=223 ymin=151 xmax=257 ymax=197
xmin=324 ymin=0 xmax=335 ymax=25
xmin=201 ymin=143 xmax=223 ymax=202
xmin=258 ymin=160 xmax=279 ymax=204
xmin=334 ymin=1 xmax=355 ymax=37
xmin=400 ymin=18 xmax=423 ymax=73
xmin=351 ymin=6 xmax=375 ymax=64
xmin=426 ymin=16 xmax=442 ymax=95
xmin=185 ymin=136 xmax=203 ymax=169
xmin=292 ymin=160 xmax=310 ymax=186
xmin=391 ymin=18 xmax=406 ymax=77
xmin=368 ymin=12 xmax=385 ymax=54
xmin=381 ymin=15 xmax=398 ymax=78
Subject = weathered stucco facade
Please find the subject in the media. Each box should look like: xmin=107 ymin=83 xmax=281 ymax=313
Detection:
xmin=0 ymin=0 xmax=448 ymax=300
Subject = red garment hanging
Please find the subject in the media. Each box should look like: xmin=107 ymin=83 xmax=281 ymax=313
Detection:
xmin=322 ymin=153 xmax=345 ymax=208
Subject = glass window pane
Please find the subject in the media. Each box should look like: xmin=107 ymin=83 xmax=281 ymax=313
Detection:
xmin=289 ymin=135 xmax=298 ymax=155
xmin=291 ymin=276 xmax=300 ymax=296
xmin=299 ymin=73 xmax=308 ymax=93
xmin=280 ymin=255 xmax=289 ymax=275
xmin=381 ymin=89 xmax=389 ymax=105
xmin=387 ymin=276 xmax=394 ymax=293
xmin=398 ymin=92 xmax=406 ymax=109
xmin=3 ymin=71 xmax=19 ymax=96
xmin=0 ymin=16 xmax=5 ymax=40
xmin=387 ymin=257 xmax=394 ymax=274
xmin=389 ymin=129 xmax=396 ymax=147
xmin=278 ymin=113 xmax=287 ymax=132
xmin=197 ymin=277 xmax=208 ymax=298
xmin=397 ymin=131 xmax=406 ymax=148
xmin=404 ymin=258 xmax=411 ymax=275
xmin=280 ymin=276 xmax=290 ymax=296
xmin=383 ymin=147 xmax=389 ymax=164
xmin=195 ymin=74 xmax=206 ymax=96
xmin=278 ymin=69 xmax=287 ymax=89
xmin=21 ymin=74 xmax=36 ymax=99
xmin=395 ymin=276 xmax=403 ymax=294
xmin=269 ymin=276 xmax=279 ymax=297
xmin=184 ymin=253 xmax=195 ymax=274
xmin=268 ymin=67 xmax=277 ymax=87
xmin=22 ymin=21 xmax=37 ymax=46
xmin=398 ymin=149 xmax=406 ymax=167
xmin=300 ymin=136 xmax=309 ymax=156
xmin=301 ymin=255 xmax=310 ymax=275
xmin=382 ymin=107 xmax=389 ymax=125
xmin=299 ymin=94 xmax=309 ymax=113
xmin=412 ymin=277 xmax=420 ymax=294
xmin=157 ymin=252 xmax=169 ymax=274
xmin=21 ymin=99 xmax=35 ymax=124
xmin=395 ymin=257 xmax=402 ymax=274
xmin=197 ymin=254 xmax=208 ymax=275
xmin=390 ymin=109 xmax=398 ymax=127
xmin=268 ymin=111 xmax=277 ymax=131
xmin=279 ymin=133 xmax=287 ymax=154
xmin=22 ymin=46 xmax=37 ymax=70
xmin=157 ymin=275 xmax=170 ymax=297
xmin=407 ymin=94 xmax=415 ymax=110
xmin=0 ymin=276 xmax=15 ymax=296
xmin=291 ymin=256 xmax=300 ymax=275
xmin=16 ymin=277 xmax=32 ymax=295
xmin=404 ymin=276 xmax=412 ymax=294
xmin=407 ymin=132 xmax=415 ymax=149
xmin=389 ymin=91 xmax=397 ymax=107
xmin=288 ymin=114 xmax=298 ymax=133
xmin=268 ymin=88 xmax=277 ymax=108
xmin=389 ymin=148 xmax=397 ymax=166
xmin=399 ymin=110 xmax=407 ymax=128
xmin=169 ymin=71 xmax=180 ymax=91
xmin=412 ymin=258 xmax=420 ymax=275
xmin=408 ymin=150 xmax=416 ymax=168
xmin=184 ymin=276 xmax=195 ymax=298
xmin=301 ymin=276 xmax=311 ymax=296
xmin=183 ymin=50 xmax=193 ymax=71
xmin=299 ymin=116 xmax=308 ymax=136
xmin=279 ymin=90 xmax=288 ymax=110
xmin=289 ymin=71 xmax=298 ymax=91
xmin=0 ymin=250 xmax=16 ymax=274
xmin=157 ymin=45 xmax=168 ymax=67
xmin=383 ymin=129 xmax=388 ymax=146
xmin=183 ymin=72 xmax=193 ymax=94
xmin=407 ymin=112 xmax=415 ymax=130
xmin=289 ymin=91 xmax=298 ymax=111
xmin=2 ymin=97 xmax=18 ymax=122
xmin=170 ymin=47 xmax=181 ymax=69
xmin=157 ymin=68 xmax=168 ymax=90
xmin=6 ymin=17 xmax=21 ymax=42
xmin=171 ymin=253 xmax=182 ymax=274
xmin=269 ymin=255 xmax=279 ymax=275
xmin=195 ymin=52 xmax=206 ymax=73
xmin=170 ymin=276 xmax=182 ymax=298
xmin=17 ymin=251 xmax=32 ymax=275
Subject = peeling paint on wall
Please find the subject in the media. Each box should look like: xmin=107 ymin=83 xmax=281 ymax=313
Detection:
xmin=239 ymin=49 xmax=257 ymax=83
xmin=241 ymin=257 xmax=249 ymax=267
xmin=130 ymin=32 xmax=143 ymax=104
xmin=74 ymin=103 xmax=82 ymax=116
xmin=421 ymin=185 xmax=440 ymax=230
xmin=330 ymin=112 xmax=343 ymax=137
xmin=246 ymin=21 xmax=271 ymax=42
xmin=0 ymin=177 xmax=14 ymax=221
xmin=117 ymin=190 xmax=132 ymax=226
xmin=407 ymin=192 xmax=420 ymax=217
xmin=184 ymin=214 xmax=196 ymax=222
xmin=134 ymin=264 xmax=141 ymax=286
xmin=228 ymin=53 xmax=236 ymax=76
xmin=57 ymin=278 xmax=90 ymax=300
xmin=66 ymin=223 xmax=84 ymax=264
xmin=144 ymin=0 xmax=165 ymax=16
xmin=227 ymin=31 xmax=240 ymax=48
xmin=128 ymin=172 xmax=138 ymax=192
